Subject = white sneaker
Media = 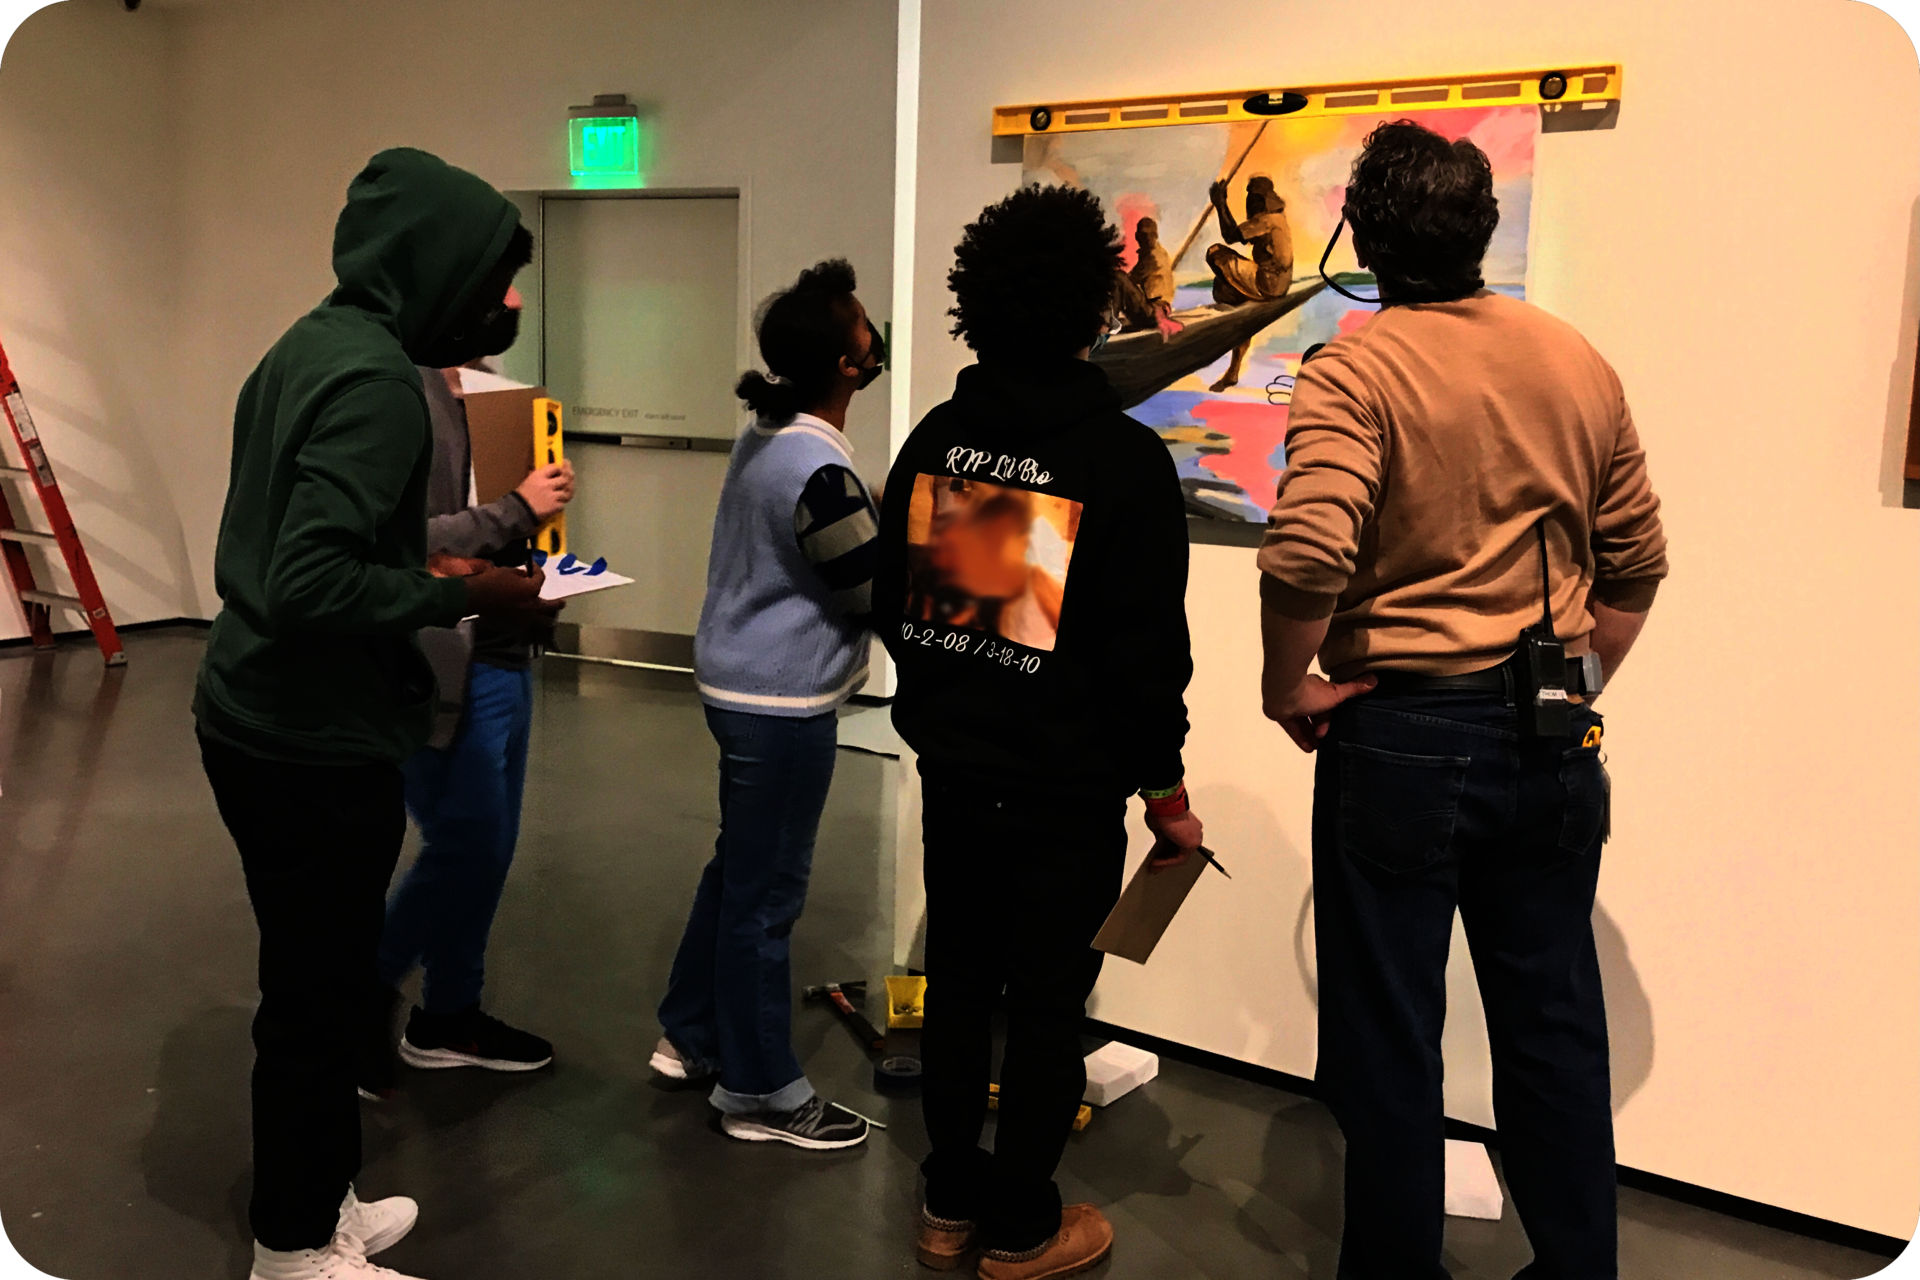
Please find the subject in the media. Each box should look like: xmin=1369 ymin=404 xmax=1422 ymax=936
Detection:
xmin=337 ymin=1185 xmax=418 ymax=1256
xmin=248 ymin=1233 xmax=425 ymax=1280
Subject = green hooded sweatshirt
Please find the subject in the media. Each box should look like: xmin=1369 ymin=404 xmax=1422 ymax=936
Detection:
xmin=193 ymin=148 xmax=521 ymax=765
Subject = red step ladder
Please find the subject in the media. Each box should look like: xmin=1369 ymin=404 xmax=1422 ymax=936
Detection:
xmin=0 ymin=337 xmax=125 ymax=666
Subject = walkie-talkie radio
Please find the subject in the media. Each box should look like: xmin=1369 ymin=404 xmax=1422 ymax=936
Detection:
xmin=1513 ymin=520 xmax=1597 ymax=738
xmin=1518 ymin=618 xmax=1571 ymax=737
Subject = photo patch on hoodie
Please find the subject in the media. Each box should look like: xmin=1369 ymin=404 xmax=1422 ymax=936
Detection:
xmin=900 ymin=472 xmax=1080 ymax=656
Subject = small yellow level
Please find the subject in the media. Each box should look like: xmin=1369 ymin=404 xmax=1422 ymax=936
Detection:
xmin=988 ymin=1083 xmax=1093 ymax=1131
xmin=993 ymin=65 xmax=1622 ymax=137
xmin=532 ymin=396 xmax=566 ymax=558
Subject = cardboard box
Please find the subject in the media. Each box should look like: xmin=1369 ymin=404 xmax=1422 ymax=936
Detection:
xmin=463 ymin=385 xmax=543 ymax=503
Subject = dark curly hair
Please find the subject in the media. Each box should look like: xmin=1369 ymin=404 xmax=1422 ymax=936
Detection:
xmin=736 ymin=258 xmax=863 ymax=422
xmin=948 ymin=185 xmax=1122 ymax=360
xmin=1343 ymin=120 xmax=1499 ymax=302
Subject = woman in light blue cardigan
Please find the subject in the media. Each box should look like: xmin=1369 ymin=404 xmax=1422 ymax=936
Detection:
xmin=651 ymin=260 xmax=885 ymax=1150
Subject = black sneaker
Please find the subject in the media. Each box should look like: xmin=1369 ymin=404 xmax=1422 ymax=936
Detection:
xmin=398 ymin=1005 xmax=553 ymax=1072
xmin=720 ymin=1095 xmax=870 ymax=1150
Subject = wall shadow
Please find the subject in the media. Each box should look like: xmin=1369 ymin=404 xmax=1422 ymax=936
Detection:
xmin=1250 ymin=1100 xmax=1345 ymax=1276
xmin=1066 ymin=1087 xmax=1201 ymax=1207
xmin=1293 ymin=884 xmax=1316 ymax=1008
xmin=1286 ymin=869 xmax=1654 ymax=1120
xmin=1593 ymin=902 xmax=1655 ymax=1115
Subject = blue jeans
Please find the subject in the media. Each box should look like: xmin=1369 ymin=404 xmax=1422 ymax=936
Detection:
xmin=1314 ymin=689 xmax=1615 ymax=1280
xmin=659 ymin=705 xmax=838 ymax=1115
xmin=380 ymin=663 xmax=533 ymax=1013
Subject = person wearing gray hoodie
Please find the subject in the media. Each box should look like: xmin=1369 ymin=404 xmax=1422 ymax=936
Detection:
xmin=364 ymin=361 xmax=573 ymax=1089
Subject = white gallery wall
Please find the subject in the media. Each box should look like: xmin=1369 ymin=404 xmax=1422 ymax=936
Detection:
xmin=164 ymin=0 xmax=899 ymax=624
xmin=0 ymin=1 xmax=200 ymax=640
xmin=2 ymin=0 xmax=899 ymax=630
xmin=909 ymin=0 xmax=1920 ymax=1240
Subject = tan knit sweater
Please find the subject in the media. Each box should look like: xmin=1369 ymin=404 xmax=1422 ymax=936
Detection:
xmin=1258 ymin=292 xmax=1668 ymax=682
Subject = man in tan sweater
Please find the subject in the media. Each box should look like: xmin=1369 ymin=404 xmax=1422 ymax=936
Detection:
xmin=1258 ymin=121 xmax=1667 ymax=1279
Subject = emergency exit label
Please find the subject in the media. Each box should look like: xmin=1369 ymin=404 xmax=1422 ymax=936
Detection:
xmin=569 ymin=116 xmax=641 ymax=178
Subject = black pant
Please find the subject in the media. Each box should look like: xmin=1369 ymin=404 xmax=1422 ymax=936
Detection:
xmin=918 ymin=770 xmax=1126 ymax=1253
xmin=199 ymin=732 xmax=405 ymax=1252
xmin=1314 ymin=691 xmax=1616 ymax=1280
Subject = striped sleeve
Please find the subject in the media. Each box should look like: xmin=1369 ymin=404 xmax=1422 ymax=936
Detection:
xmin=795 ymin=464 xmax=877 ymax=623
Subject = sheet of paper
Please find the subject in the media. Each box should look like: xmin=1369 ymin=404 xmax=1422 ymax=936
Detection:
xmin=1092 ymin=840 xmax=1211 ymax=965
xmin=539 ymin=568 xmax=633 ymax=601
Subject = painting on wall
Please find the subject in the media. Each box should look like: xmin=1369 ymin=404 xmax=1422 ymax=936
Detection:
xmin=1024 ymin=104 xmax=1538 ymax=523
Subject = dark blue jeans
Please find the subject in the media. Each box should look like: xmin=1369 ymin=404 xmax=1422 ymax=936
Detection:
xmin=659 ymin=705 xmax=838 ymax=1114
xmin=1314 ymin=690 xmax=1615 ymax=1280
xmin=381 ymin=662 xmax=533 ymax=1013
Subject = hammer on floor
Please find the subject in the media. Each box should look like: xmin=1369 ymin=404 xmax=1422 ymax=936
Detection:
xmin=802 ymin=980 xmax=886 ymax=1052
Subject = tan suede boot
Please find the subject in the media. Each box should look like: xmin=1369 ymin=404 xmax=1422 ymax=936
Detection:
xmin=914 ymin=1206 xmax=977 ymax=1270
xmin=976 ymin=1204 xmax=1114 ymax=1280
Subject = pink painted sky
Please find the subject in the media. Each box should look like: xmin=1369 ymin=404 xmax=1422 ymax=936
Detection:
xmin=1191 ymin=399 xmax=1290 ymax=513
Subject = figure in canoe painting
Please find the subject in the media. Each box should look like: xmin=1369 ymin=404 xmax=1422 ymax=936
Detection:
xmin=1024 ymin=104 xmax=1537 ymax=521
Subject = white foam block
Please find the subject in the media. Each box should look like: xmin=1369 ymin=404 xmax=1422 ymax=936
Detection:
xmin=1082 ymin=1042 xmax=1159 ymax=1106
xmin=1444 ymin=1139 xmax=1505 ymax=1220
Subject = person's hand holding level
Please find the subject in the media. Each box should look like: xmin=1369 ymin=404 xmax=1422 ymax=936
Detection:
xmin=516 ymin=461 xmax=575 ymax=522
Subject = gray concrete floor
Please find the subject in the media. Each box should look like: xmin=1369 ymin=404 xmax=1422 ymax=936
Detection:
xmin=0 ymin=627 xmax=1896 ymax=1279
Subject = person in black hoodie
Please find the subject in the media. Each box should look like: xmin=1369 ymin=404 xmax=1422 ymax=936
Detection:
xmin=873 ymin=185 xmax=1202 ymax=1280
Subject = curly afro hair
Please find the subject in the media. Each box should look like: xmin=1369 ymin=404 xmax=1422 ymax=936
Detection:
xmin=735 ymin=258 xmax=862 ymax=422
xmin=948 ymin=184 xmax=1122 ymax=361
xmin=1343 ymin=120 xmax=1499 ymax=302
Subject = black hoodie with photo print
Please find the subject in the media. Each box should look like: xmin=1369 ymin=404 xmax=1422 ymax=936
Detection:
xmin=874 ymin=358 xmax=1192 ymax=796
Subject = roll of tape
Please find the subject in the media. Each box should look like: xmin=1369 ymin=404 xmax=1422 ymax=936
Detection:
xmin=875 ymin=1054 xmax=923 ymax=1094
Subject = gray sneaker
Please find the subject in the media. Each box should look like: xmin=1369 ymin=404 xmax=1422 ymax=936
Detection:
xmin=721 ymin=1096 xmax=870 ymax=1150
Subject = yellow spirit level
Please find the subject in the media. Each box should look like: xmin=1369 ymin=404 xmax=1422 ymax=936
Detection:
xmin=532 ymin=396 xmax=566 ymax=558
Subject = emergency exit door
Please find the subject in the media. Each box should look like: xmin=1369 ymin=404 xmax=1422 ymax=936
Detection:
xmin=538 ymin=193 xmax=740 ymax=640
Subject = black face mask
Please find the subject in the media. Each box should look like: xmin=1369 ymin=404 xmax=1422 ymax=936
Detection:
xmin=417 ymin=295 xmax=521 ymax=368
xmin=855 ymin=319 xmax=887 ymax=391
xmin=466 ymin=304 xmax=521 ymax=358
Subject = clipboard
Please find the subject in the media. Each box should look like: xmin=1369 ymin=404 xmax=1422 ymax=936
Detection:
xmin=1092 ymin=840 xmax=1213 ymax=965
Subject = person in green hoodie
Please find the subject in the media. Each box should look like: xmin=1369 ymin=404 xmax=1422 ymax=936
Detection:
xmin=194 ymin=147 xmax=558 ymax=1280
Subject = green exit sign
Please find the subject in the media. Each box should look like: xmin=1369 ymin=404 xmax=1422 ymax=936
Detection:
xmin=569 ymin=114 xmax=640 ymax=177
